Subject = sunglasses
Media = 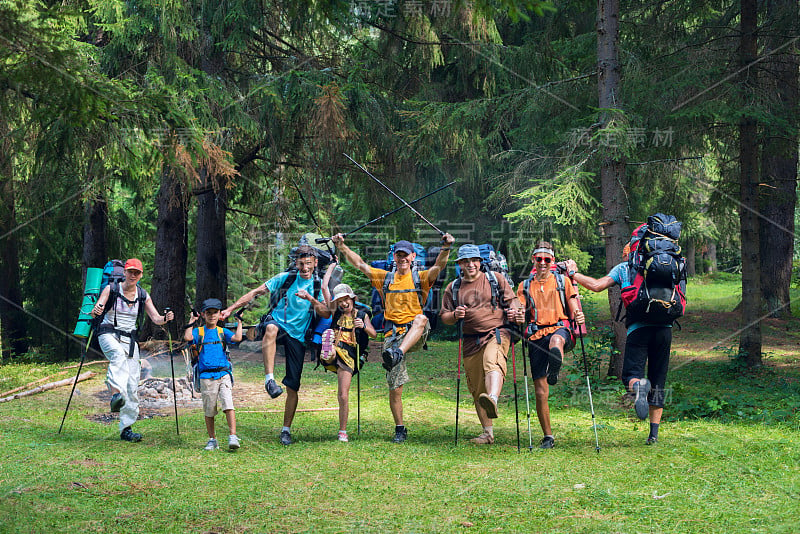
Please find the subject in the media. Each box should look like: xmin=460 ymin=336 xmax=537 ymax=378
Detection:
xmin=533 ymin=256 xmax=552 ymax=264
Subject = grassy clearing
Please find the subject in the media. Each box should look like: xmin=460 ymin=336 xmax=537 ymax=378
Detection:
xmin=1 ymin=277 xmax=800 ymax=533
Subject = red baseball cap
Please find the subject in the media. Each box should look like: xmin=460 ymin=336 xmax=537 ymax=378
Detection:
xmin=124 ymin=258 xmax=143 ymax=272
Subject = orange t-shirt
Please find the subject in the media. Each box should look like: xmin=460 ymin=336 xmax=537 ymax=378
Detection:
xmin=370 ymin=268 xmax=433 ymax=325
xmin=517 ymin=273 xmax=577 ymax=341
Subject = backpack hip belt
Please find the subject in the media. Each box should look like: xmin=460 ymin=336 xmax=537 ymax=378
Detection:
xmin=96 ymin=324 xmax=139 ymax=358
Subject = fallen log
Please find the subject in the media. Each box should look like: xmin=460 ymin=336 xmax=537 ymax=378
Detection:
xmin=0 ymin=372 xmax=97 ymax=403
xmin=61 ymin=360 xmax=107 ymax=370
xmin=0 ymin=371 xmax=71 ymax=398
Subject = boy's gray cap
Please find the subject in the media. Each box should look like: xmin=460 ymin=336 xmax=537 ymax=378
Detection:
xmin=393 ymin=240 xmax=415 ymax=255
xmin=331 ymin=284 xmax=357 ymax=302
xmin=201 ymin=298 xmax=223 ymax=312
xmin=456 ymin=244 xmax=482 ymax=262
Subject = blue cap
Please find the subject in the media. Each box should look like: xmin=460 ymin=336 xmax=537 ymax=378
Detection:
xmin=456 ymin=244 xmax=481 ymax=262
xmin=201 ymin=298 xmax=223 ymax=312
xmin=393 ymin=240 xmax=415 ymax=255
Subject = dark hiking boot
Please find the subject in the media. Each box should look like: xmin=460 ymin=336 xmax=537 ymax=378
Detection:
xmin=546 ymin=348 xmax=562 ymax=385
xmin=478 ymin=393 xmax=499 ymax=419
xmin=539 ymin=436 xmax=555 ymax=449
xmin=382 ymin=348 xmax=403 ymax=371
xmin=646 ymin=436 xmax=658 ymax=446
xmin=120 ymin=426 xmax=142 ymax=442
xmin=392 ymin=427 xmax=408 ymax=443
xmin=265 ymin=378 xmax=283 ymax=399
xmin=110 ymin=393 xmax=125 ymax=413
xmin=632 ymin=379 xmax=651 ymax=420
xmin=280 ymin=430 xmax=292 ymax=446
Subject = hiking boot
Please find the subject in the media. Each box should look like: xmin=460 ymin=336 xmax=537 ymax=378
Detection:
xmin=204 ymin=438 xmax=219 ymax=451
xmin=539 ymin=436 xmax=555 ymax=449
xmin=280 ymin=430 xmax=292 ymax=446
xmin=110 ymin=392 xmax=125 ymax=413
xmin=120 ymin=426 xmax=142 ymax=443
xmin=228 ymin=435 xmax=240 ymax=450
xmin=265 ymin=378 xmax=283 ymax=399
xmin=546 ymin=349 xmax=562 ymax=385
xmin=320 ymin=329 xmax=336 ymax=363
xmin=338 ymin=431 xmax=349 ymax=443
xmin=392 ymin=427 xmax=408 ymax=443
xmin=632 ymin=379 xmax=651 ymax=420
xmin=469 ymin=432 xmax=495 ymax=445
xmin=646 ymin=436 xmax=658 ymax=446
xmin=382 ymin=348 xmax=403 ymax=371
xmin=478 ymin=393 xmax=499 ymax=419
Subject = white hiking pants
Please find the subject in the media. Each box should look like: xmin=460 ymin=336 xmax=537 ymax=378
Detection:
xmin=98 ymin=333 xmax=141 ymax=431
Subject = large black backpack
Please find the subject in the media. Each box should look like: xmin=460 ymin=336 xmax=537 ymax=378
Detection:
xmin=619 ymin=213 xmax=687 ymax=326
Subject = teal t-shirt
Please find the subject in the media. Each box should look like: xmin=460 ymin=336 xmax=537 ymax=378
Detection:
xmin=266 ymin=272 xmax=322 ymax=342
xmin=608 ymin=262 xmax=672 ymax=335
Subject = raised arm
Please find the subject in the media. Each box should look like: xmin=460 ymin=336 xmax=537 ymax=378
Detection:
xmin=331 ymin=234 xmax=372 ymax=277
xmin=231 ymin=317 xmax=244 ymax=343
xmin=222 ymin=284 xmax=268 ymax=319
xmin=564 ymin=259 xmax=617 ymax=293
xmin=183 ymin=310 xmax=200 ymax=342
xmin=322 ymin=262 xmax=337 ymax=312
xmin=425 ymin=233 xmax=455 ymax=281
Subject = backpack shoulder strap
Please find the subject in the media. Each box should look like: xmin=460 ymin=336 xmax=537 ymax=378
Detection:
xmin=554 ymin=273 xmax=568 ymax=317
xmin=523 ymin=275 xmax=536 ymax=324
xmin=452 ymin=277 xmax=462 ymax=308
xmin=135 ymin=286 xmax=147 ymax=331
xmin=269 ymin=271 xmax=297 ymax=313
xmin=411 ymin=268 xmax=424 ymax=309
xmin=485 ymin=270 xmax=500 ymax=310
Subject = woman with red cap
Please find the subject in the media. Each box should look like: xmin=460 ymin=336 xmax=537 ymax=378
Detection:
xmin=92 ymin=258 xmax=174 ymax=442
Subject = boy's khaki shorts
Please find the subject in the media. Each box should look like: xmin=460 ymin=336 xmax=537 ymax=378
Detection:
xmin=201 ymin=374 xmax=234 ymax=417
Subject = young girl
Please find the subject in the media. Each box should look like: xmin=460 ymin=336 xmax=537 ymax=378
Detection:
xmin=321 ymin=266 xmax=376 ymax=442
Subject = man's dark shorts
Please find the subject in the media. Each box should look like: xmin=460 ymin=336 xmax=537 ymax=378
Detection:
xmin=622 ymin=325 xmax=672 ymax=408
xmin=263 ymin=320 xmax=306 ymax=392
xmin=527 ymin=327 xmax=572 ymax=380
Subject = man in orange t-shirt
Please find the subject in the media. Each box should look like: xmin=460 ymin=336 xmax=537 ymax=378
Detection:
xmin=332 ymin=234 xmax=455 ymax=443
xmin=515 ymin=241 xmax=584 ymax=449
xmin=333 ymin=233 xmax=454 ymax=443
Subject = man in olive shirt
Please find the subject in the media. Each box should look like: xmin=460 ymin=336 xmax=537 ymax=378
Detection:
xmin=440 ymin=244 xmax=521 ymax=445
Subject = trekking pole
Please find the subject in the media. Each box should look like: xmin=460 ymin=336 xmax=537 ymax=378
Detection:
xmin=454 ymin=319 xmax=463 ymax=446
xmin=521 ymin=336 xmax=533 ymax=451
xmin=165 ymin=308 xmax=179 ymax=436
xmin=577 ymin=323 xmax=600 ymax=453
xmin=511 ymin=338 xmax=521 ymax=453
xmin=343 ymin=153 xmax=445 ymax=236
xmin=356 ymin=341 xmax=361 ymax=436
xmin=315 ymin=182 xmax=456 ymax=245
xmin=58 ymin=329 xmax=94 ymax=434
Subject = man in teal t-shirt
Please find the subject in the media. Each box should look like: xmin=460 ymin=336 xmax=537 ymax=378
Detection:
xmin=222 ymin=246 xmax=330 ymax=445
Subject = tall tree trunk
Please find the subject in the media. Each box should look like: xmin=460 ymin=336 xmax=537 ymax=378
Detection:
xmin=685 ymin=239 xmax=697 ymax=277
xmin=140 ymin=168 xmax=188 ymax=341
xmin=759 ymin=0 xmax=798 ymax=318
xmin=598 ymin=0 xmax=628 ymax=377
xmin=195 ymin=169 xmax=227 ymax=307
xmin=705 ymin=241 xmax=717 ymax=273
xmin=738 ymin=0 xmax=762 ymax=367
xmin=82 ymin=170 xmax=108 ymax=271
xmin=0 ymin=132 xmax=28 ymax=359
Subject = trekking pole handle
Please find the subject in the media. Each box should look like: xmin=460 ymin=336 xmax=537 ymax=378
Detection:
xmin=164 ymin=307 xmax=172 ymax=322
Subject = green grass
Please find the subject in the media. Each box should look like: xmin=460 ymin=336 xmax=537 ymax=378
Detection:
xmin=2 ymin=277 xmax=800 ymax=533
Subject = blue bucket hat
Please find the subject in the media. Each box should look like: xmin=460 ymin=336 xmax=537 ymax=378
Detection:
xmin=201 ymin=298 xmax=223 ymax=312
xmin=456 ymin=244 xmax=482 ymax=262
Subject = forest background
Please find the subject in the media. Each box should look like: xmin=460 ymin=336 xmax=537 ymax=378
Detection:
xmin=0 ymin=0 xmax=798 ymax=374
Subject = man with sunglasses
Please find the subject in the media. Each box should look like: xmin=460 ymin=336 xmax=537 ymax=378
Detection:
xmin=515 ymin=242 xmax=584 ymax=449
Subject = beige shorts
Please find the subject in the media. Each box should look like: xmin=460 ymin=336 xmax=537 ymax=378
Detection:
xmin=463 ymin=335 xmax=510 ymax=402
xmin=201 ymin=374 xmax=234 ymax=417
xmin=383 ymin=319 xmax=431 ymax=390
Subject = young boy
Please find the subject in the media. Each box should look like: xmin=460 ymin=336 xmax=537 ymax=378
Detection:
xmin=184 ymin=298 xmax=243 ymax=451
xmin=320 ymin=270 xmax=377 ymax=442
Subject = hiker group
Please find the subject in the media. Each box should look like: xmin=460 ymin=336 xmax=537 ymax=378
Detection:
xmin=75 ymin=209 xmax=685 ymax=452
